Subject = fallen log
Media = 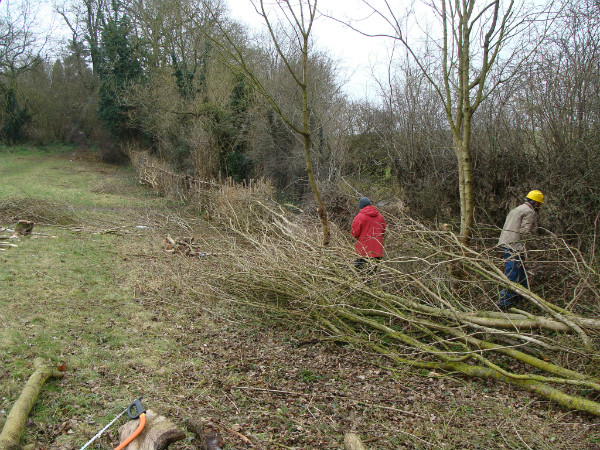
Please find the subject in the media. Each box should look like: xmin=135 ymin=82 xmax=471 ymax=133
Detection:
xmin=118 ymin=409 xmax=185 ymax=450
xmin=0 ymin=358 xmax=62 ymax=450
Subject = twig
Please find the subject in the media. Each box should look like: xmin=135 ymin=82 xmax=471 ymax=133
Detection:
xmin=212 ymin=419 xmax=254 ymax=447
xmin=222 ymin=390 xmax=241 ymax=415
xmin=340 ymin=176 xmax=362 ymax=196
xmin=231 ymin=386 xmax=425 ymax=419
xmin=232 ymin=386 xmax=304 ymax=396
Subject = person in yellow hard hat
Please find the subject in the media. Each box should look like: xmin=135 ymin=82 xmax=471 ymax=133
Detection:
xmin=497 ymin=190 xmax=544 ymax=310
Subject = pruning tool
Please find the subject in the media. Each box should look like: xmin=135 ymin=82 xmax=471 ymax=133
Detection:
xmin=79 ymin=397 xmax=147 ymax=450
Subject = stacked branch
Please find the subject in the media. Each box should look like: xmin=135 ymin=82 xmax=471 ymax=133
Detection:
xmin=164 ymin=235 xmax=200 ymax=256
xmin=196 ymin=200 xmax=600 ymax=416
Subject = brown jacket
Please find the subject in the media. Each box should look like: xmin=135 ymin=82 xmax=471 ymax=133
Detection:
xmin=498 ymin=202 xmax=538 ymax=252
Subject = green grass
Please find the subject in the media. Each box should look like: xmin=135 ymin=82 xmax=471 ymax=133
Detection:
xmin=0 ymin=146 xmax=181 ymax=448
xmin=0 ymin=144 xmax=162 ymax=211
xmin=0 ymin=230 xmax=166 ymax=369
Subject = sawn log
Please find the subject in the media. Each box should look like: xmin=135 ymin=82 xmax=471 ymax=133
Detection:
xmin=118 ymin=409 xmax=185 ymax=450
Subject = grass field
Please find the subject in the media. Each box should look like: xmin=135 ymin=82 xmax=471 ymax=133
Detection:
xmin=1 ymin=145 xmax=599 ymax=450
xmin=0 ymin=145 xmax=185 ymax=448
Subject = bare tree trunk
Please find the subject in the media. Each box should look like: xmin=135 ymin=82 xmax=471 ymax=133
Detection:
xmin=454 ymin=137 xmax=474 ymax=244
xmin=301 ymin=30 xmax=330 ymax=246
xmin=303 ymin=131 xmax=330 ymax=246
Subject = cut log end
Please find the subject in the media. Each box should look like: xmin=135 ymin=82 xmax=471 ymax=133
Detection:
xmin=118 ymin=410 xmax=185 ymax=450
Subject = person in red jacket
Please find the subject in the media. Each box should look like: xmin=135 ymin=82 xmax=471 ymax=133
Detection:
xmin=351 ymin=197 xmax=386 ymax=273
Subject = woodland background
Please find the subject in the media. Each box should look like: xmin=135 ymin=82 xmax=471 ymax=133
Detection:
xmin=0 ymin=0 xmax=598 ymax=241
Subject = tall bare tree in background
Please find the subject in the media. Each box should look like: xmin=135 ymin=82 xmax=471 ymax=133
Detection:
xmin=0 ymin=0 xmax=47 ymax=142
xmin=0 ymin=1 xmax=41 ymax=73
xmin=54 ymin=0 xmax=107 ymax=76
xmin=201 ymin=0 xmax=331 ymax=245
xmin=356 ymin=0 xmax=554 ymax=243
xmin=259 ymin=0 xmax=330 ymax=245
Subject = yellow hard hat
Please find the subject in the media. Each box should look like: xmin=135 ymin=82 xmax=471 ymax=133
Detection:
xmin=526 ymin=190 xmax=544 ymax=204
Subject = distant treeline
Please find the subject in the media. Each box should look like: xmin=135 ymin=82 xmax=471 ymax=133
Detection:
xmin=1 ymin=0 xmax=598 ymax=244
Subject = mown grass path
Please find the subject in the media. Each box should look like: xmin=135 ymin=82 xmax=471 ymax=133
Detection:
xmin=1 ymin=146 xmax=599 ymax=450
xmin=1 ymin=146 xmax=184 ymax=449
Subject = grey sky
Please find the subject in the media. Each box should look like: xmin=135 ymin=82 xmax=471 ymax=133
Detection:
xmin=227 ymin=0 xmax=392 ymax=101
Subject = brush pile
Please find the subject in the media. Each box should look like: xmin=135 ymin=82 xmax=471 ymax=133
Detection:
xmin=197 ymin=198 xmax=600 ymax=416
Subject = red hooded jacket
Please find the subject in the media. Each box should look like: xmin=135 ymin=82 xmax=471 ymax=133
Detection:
xmin=351 ymin=205 xmax=386 ymax=258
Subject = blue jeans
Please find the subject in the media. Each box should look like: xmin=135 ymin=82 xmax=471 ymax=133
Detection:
xmin=498 ymin=249 xmax=528 ymax=310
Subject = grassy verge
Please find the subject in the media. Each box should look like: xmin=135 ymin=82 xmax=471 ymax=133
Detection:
xmin=1 ymin=145 xmax=599 ymax=450
xmin=1 ymin=145 xmax=180 ymax=448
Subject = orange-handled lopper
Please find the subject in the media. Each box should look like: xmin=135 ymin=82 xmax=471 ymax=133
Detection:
xmin=78 ymin=398 xmax=146 ymax=450
xmin=114 ymin=398 xmax=146 ymax=450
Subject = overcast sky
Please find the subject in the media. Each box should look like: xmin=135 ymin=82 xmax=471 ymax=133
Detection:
xmin=226 ymin=0 xmax=394 ymax=101
xmin=35 ymin=0 xmax=392 ymax=101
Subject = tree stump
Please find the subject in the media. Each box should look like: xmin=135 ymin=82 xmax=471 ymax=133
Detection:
xmin=118 ymin=410 xmax=185 ymax=450
xmin=14 ymin=220 xmax=34 ymax=236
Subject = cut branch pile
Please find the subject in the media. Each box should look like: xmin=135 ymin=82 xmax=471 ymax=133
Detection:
xmin=163 ymin=235 xmax=213 ymax=257
xmin=1 ymin=222 xmax=58 ymax=251
xmin=197 ymin=202 xmax=600 ymax=416
xmin=0 ymin=229 xmax=18 ymax=251
xmin=0 ymin=241 xmax=18 ymax=250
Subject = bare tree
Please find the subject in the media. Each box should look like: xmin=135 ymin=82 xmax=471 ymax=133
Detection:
xmin=351 ymin=0 xmax=555 ymax=243
xmin=54 ymin=0 xmax=107 ymax=75
xmin=125 ymin=0 xmax=220 ymax=69
xmin=197 ymin=0 xmax=331 ymax=245
xmin=513 ymin=0 xmax=600 ymax=237
xmin=0 ymin=0 xmax=45 ymax=74
xmin=0 ymin=0 xmax=49 ymax=142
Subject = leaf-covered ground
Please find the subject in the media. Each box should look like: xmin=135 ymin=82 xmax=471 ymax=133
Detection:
xmin=1 ymin=146 xmax=599 ymax=449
